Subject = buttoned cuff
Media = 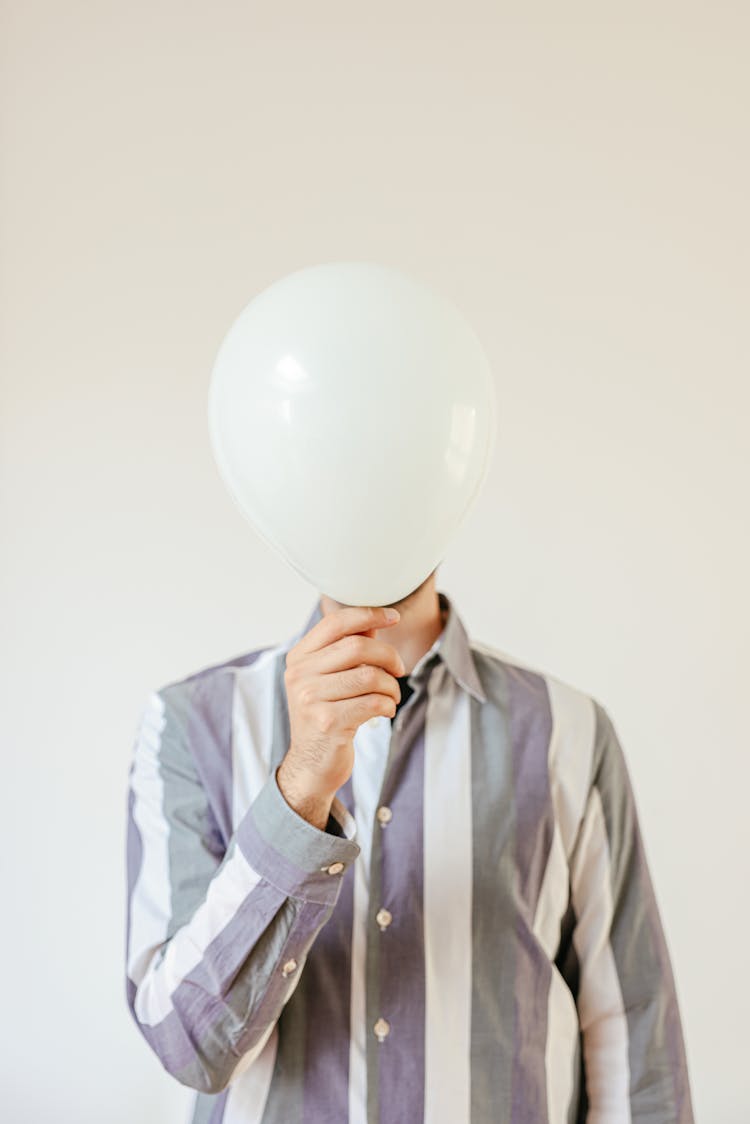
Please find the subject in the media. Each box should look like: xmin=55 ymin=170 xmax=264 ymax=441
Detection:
xmin=235 ymin=766 xmax=360 ymax=906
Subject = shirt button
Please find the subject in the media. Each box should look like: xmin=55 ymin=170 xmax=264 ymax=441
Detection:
xmin=324 ymin=860 xmax=345 ymax=875
xmin=373 ymin=1017 xmax=390 ymax=1042
xmin=376 ymin=907 xmax=392 ymax=931
xmin=281 ymin=958 xmax=298 ymax=977
xmin=376 ymin=805 xmax=392 ymax=827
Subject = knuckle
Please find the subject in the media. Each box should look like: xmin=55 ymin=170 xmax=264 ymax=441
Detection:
xmin=354 ymin=664 xmax=377 ymax=688
xmin=316 ymin=706 xmax=335 ymax=734
xmin=346 ymin=635 xmax=365 ymax=659
xmin=299 ymin=685 xmax=315 ymax=708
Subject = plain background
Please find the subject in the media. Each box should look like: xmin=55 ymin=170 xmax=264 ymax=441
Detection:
xmin=2 ymin=3 xmax=748 ymax=1121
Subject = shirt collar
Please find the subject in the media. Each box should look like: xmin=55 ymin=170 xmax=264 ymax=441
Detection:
xmin=293 ymin=589 xmax=486 ymax=704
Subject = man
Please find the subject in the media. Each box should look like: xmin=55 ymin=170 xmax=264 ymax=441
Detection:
xmin=125 ymin=568 xmax=695 ymax=1122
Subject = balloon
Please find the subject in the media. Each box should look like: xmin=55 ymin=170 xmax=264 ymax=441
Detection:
xmin=207 ymin=261 xmax=497 ymax=607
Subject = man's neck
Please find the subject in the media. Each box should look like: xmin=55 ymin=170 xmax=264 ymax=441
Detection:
xmin=318 ymin=579 xmax=444 ymax=676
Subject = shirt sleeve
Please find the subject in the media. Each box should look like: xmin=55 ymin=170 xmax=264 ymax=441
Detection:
xmin=565 ymin=700 xmax=695 ymax=1121
xmin=125 ymin=684 xmax=360 ymax=1096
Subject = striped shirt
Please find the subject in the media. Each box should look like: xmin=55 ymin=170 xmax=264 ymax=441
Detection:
xmin=124 ymin=590 xmax=695 ymax=1123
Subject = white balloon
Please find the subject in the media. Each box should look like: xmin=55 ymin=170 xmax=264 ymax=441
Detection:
xmin=207 ymin=261 xmax=497 ymax=607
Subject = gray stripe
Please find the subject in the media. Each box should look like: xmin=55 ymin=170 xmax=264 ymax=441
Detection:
xmin=507 ymin=664 xmax=555 ymax=1124
xmin=468 ymin=658 xmax=516 ymax=1121
xmin=158 ymin=683 xmax=226 ymax=941
xmin=590 ymin=702 xmax=695 ymax=1120
xmin=258 ymin=650 xmax=313 ymax=1124
xmin=186 ymin=669 xmax=237 ymax=848
xmin=258 ymin=970 xmax=306 ymax=1124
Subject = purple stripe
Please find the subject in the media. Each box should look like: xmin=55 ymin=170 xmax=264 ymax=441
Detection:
xmin=376 ymin=722 xmax=427 ymax=1122
xmin=302 ymin=774 xmax=357 ymax=1122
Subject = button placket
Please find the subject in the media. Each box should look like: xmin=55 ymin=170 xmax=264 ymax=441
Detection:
xmin=370 ymin=700 xmax=411 ymax=1053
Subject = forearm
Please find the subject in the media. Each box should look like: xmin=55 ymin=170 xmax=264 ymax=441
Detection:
xmin=126 ymin=749 xmax=359 ymax=1094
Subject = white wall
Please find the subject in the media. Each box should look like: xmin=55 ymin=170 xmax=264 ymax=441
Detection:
xmin=2 ymin=3 xmax=747 ymax=1120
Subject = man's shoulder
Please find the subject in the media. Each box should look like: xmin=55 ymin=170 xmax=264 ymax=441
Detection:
xmin=470 ymin=638 xmax=601 ymax=714
xmin=156 ymin=638 xmax=286 ymax=702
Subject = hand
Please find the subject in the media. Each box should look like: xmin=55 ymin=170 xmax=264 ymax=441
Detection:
xmin=277 ymin=605 xmax=405 ymax=829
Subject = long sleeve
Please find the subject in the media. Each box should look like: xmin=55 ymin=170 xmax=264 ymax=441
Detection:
xmin=565 ymin=700 xmax=695 ymax=1122
xmin=124 ymin=684 xmax=360 ymax=1095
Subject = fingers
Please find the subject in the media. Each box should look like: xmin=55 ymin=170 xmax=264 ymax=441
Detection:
xmin=309 ymin=664 xmax=402 ymax=706
xmin=293 ymin=605 xmax=401 ymax=660
xmin=330 ymin=691 xmax=400 ymax=726
xmin=310 ymin=633 xmax=406 ymax=679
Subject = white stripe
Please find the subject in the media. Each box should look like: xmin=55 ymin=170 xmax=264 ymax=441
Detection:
xmin=348 ymin=716 xmax=390 ymax=1124
xmin=134 ymin=843 xmax=265 ymax=1027
xmin=534 ymin=819 xmax=570 ymax=958
xmin=545 ymin=678 xmax=598 ymax=857
xmin=223 ymin=1029 xmax=278 ymax=1121
xmin=232 ymin=650 xmax=280 ymax=827
xmin=127 ymin=691 xmax=171 ymax=987
xmin=545 ymin=968 xmax=581 ymax=1123
xmin=571 ymin=786 xmax=632 ymax=1122
xmin=423 ymin=663 xmax=473 ymax=1124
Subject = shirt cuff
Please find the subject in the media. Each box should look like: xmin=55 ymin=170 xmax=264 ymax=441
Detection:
xmin=235 ymin=765 xmax=360 ymax=906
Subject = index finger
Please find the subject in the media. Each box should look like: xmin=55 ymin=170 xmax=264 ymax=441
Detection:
xmin=296 ymin=604 xmax=400 ymax=656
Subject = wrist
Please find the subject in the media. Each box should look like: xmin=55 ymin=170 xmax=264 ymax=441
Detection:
xmin=275 ymin=762 xmax=334 ymax=832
